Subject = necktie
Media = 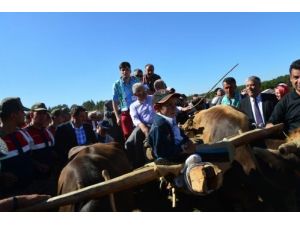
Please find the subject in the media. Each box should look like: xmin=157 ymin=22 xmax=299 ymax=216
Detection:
xmin=253 ymin=98 xmax=263 ymax=127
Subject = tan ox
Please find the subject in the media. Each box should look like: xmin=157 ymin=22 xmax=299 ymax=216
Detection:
xmin=181 ymin=105 xmax=258 ymax=174
xmin=182 ymin=105 xmax=249 ymax=143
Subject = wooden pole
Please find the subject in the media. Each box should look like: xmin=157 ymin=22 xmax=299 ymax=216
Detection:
xmin=225 ymin=123 xmax=284 ymax=147
xmin=19 ymin=163 xmax=183 ymax=212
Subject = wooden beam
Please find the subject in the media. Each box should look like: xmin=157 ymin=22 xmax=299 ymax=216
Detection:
xmin=19 ymin=163 xmax=183 ymax=212
xmin=225 ymin=123 xmax=284 ymax=147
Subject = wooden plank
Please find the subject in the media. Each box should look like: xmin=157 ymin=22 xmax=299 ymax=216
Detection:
xmin=19 ymin=163 xmax=183 ymax=212
xmin=225 ymin=123 xmax=284 ymax=147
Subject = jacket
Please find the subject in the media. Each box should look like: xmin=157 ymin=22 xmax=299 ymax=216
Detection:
xmin=148 ymin=114 xmax=189 ymax=161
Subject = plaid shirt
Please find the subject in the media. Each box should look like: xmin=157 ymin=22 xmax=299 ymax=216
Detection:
xmin=72 ymin=123 xmax=87 ymax=146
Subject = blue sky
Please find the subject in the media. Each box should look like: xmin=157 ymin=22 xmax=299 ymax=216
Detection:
xmin=1 ymin=12 xmax=300 ymax=108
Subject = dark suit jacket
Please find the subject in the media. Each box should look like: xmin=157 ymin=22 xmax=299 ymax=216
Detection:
xmin=148 ymin=114 xmax=189 ymax=161
xmin=54 ymin=122 xmax=97 ymax=167
xmin=239 ymin=93 xmax=278 ymax=128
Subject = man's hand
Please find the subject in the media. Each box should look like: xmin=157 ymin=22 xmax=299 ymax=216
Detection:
xmin=116 ymin=117 xmax=121 ymax=126
xmin=265 ymin=123 xmax=274 ymax=129
xmin=139 ymin=123 xmax=149 ymax=137
xmin=181 ymin=105 xmax=193 ymax=112
xmin=112 ymin=100 xmax=121 ymax=126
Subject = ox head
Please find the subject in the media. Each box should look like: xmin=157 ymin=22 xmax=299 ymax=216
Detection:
xmin=182 ymin=105 xmax=249 ymax=144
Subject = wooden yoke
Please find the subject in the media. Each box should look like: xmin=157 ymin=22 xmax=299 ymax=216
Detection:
xmin=19 ymin=124 xmax=283 ymax=212
xmin=222 ymin=123 xmax=284 ymax=174
xmin=225 ymin=123 xmax=284 ymax=147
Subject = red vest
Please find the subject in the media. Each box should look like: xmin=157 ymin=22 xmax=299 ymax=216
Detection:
xmin=25 ymin=126 xmax=55 ymax=151
xmin=0 ymin=129 xmax=31 ymax=160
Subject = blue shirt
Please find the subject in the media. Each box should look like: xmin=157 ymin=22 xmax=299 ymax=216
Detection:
xmin=113 ymin=76 xmax=139 ymax=111
xmin=221 ymin=91 xmax=241 ymax=108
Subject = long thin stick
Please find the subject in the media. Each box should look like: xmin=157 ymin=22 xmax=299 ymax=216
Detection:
xmin=191 ymin=63 xmax=239 ymax=110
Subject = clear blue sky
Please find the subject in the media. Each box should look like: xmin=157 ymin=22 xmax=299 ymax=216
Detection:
xmin=1 ymin=12 xmax=300 ymax=108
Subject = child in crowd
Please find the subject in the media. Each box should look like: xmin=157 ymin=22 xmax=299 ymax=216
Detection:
xmin=148 ymin=90 xmax=196 ymax=162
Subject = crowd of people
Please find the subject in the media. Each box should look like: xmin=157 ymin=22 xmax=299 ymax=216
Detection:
xmin=1 ymin=59 xmax=300 ymax=211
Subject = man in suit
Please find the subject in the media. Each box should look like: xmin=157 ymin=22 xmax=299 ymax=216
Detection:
xmin=54 ymin=105 xmax=97 ymax=169
xmin=239 ymin=76 xmax=278 ymax=129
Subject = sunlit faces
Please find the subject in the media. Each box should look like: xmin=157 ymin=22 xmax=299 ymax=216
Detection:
xmin=53 ymin=114 xmax=64 ymax=126
xmin=223 ymin=82 xmax=236 ymax=98
xmin=145 ymin=65 xmax=154 ymax=76
xmin=135 ymin=70 xmax=143 ymax=78
xmin=216 ymin=89 xmax=224 ymax=96
xmin=31 ymin=111 xmax=48 ymax=127
xmin=158 ymin=97 xmax=178 ymax=118
xmin=15 ymin=110 xmax=25 ymax=127
xmin=134 ymin=86 xmax=147 ymax=100
xmin=246 ymin=80 xmax=261 ymax=98
xmin=290 ymin=68 xmax=300 ymax=95
xmin=275 ymin=88 xmax=281 ymax=100
xmin=120 ymin=67 xmax=131 ymax=78
xmin=74 ymin=111 xmax=86 ymax=126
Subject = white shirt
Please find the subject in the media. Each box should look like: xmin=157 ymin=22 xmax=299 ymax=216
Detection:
xmin=130 ymin=95 xmax=155 ymax=127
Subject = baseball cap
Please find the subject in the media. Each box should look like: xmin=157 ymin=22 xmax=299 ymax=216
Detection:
xmin=152 ymin=90 xmax=181 ymax=105
xmin=0 ymin=97 xmax=30 ymax=115
xmin=31 ymin=102 xmax=48 ymax=112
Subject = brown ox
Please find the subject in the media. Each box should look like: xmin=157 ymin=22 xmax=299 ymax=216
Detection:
xmin=182 ymin=105 xmax=249 ymax=143
xmin=182 ymin=105 xmax=257 ymax=174
xmin=57 ymin=142 xmax=134 ymax=212
xmin=182 ymin=105 xmax=299 ymax=211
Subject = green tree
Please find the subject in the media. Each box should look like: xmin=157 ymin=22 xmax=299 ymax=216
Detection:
xmin=48 ymin=104 xmax=69 ymax=112
xmin=95 ymin=101 xmax=105 ymax=111
xmin=82 ymin=100 xmax=96 ymax=111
